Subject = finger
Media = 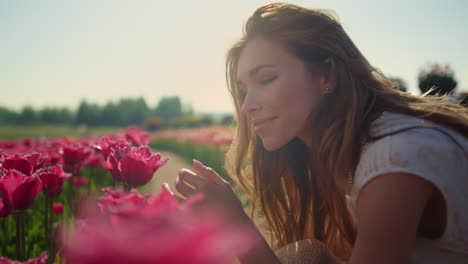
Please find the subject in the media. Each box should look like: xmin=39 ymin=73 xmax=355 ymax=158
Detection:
xmin=173 ymin=195 xmax=186 ymax=203
xmin=178 ymin=168 xmax=209 ymax=190
xmin=161 ymin=183 xmax=186 ymax=203
xmin=175 ymin=176 xmax=197 ymax=198
xmin=161 ymin=182 xmax=175 ymax=195
xmin=192 ymin=159 xmax=226 ymax=185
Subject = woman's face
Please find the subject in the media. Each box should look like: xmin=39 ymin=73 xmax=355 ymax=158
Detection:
xmin=236 ymin=37 xmax=325 ymax=151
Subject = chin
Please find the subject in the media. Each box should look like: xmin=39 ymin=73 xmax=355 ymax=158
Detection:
xmin=260 ymin=137 xmax=287 ymax=152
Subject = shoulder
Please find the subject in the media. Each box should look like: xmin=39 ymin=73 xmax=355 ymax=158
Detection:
xmin=354 ymin=112 xmax=467 ymax=191
xmin=349 ymin=113 xmax=468 ymax=263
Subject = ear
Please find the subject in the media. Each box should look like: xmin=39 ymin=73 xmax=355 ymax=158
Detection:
xmin=319 ymin=58 xmax=337 ymax=95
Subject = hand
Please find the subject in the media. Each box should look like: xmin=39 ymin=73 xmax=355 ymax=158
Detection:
xmin=174 ymin=159 xmax=250 ymax=225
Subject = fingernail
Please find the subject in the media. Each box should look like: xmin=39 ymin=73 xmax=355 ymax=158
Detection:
xmin=193 ymin=159 xmax=204 ymax=169
xmin=161 ymin=182 xmax=174 ymax=195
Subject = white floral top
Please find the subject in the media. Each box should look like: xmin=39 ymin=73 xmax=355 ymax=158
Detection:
xmin=350 ymin=112 xmax=468 ymax=263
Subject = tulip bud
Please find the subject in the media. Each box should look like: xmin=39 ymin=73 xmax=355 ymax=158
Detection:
xmin=52 ymin=203 xmax=64 ymax=214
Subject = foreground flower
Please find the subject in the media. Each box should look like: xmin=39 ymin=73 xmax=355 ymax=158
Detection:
xmin=0 ymin=251 xmax=47 ymax=264
xmin=0 ymin=170 xmax=42 ymax=212
xmin=62 ymin=188 xmax=256 ymax=264
xmin=107 ymin=145 xmax=168 ymax=187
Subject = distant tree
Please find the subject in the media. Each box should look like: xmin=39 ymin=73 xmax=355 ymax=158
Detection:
xmin=199 ymin=115 xmax=214 ymax=127
xmin=101 ymin=102 xmax=122 ymax=126
xmin=119 ymin=97 xmax=150 ymax=126
xmin=39 ymin=107 xmax=72 ymax=124
xmin=418 ymin=63 xmax=457 ymax=96
xmin=0 ymin=106 xmax=18 ymax=124
xmin=17 ymin=105 xmax=37 ymax=124
xmin=182 ymin=102 xmax=195 ymax=116
xmin=74 ymin=100 xmax=101 ymax=126
xmin=388 ymin=77 xmax=408 ymax=92
xmin=154 ymin=96 xmax=183 ymax=123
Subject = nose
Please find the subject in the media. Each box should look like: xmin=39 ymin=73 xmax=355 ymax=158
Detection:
xmin=241 ymin=92 xmax=260 ymax=116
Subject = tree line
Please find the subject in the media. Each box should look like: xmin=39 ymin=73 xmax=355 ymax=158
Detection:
xmin=0 ymin=96 xmax=234 ymax=129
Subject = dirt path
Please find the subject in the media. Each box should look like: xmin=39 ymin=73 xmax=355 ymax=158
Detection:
xmin=148 ymin=151 xmax=194 ymax=194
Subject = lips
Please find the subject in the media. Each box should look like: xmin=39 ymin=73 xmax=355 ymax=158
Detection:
xmin=253 ymin=117 xmax=277 ymax=132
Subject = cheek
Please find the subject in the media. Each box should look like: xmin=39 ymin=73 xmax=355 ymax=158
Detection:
xmin=275 ymin=81 xmax=319 ymax=122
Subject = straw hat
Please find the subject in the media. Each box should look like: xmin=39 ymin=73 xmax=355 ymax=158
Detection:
xmin=275 ymin=239 xmax=342 ymax=264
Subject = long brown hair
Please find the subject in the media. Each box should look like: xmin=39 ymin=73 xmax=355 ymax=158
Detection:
xmin=225 ymin=2 xmax=468 ymax=261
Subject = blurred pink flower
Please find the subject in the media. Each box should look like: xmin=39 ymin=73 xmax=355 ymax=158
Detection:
xmin=62 ymin=188 xmax=255 ymax=264
xmin=123 ymin=126 xmax=149 ymax=146
xmin=52 ymin=203 xmax=64 ymax=215
xmin=72 ymin=176 xmax=88 ymax=187
xmin=0 ymin=251 xmax=47 ymax=264
xmin=85 ymin=151 xmax=106 ymax=169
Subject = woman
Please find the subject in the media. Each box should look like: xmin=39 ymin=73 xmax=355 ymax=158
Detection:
xmin=173 ymin=2 xmax=468 ymax=263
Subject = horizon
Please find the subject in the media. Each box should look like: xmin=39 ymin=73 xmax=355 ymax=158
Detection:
xmin=1 ymin=0 xmax=467 ymax=113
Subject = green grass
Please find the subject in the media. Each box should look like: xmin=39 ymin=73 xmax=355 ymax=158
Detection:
xmin=0 ymin=125 xmax=120 ymax=140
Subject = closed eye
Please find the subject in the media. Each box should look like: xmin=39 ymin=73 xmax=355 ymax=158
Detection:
xmin=260 ymin=75 xmax=277 ymax=85
xmin=239 ymin=89 xmax=247 ymax=100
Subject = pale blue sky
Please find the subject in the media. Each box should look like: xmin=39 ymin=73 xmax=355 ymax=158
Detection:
xmin=1 ymin=0 xmax=467 ymax=113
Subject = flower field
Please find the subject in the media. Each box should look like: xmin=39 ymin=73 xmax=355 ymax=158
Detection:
xmin=0 ymin=126 xmax=255 ymax=263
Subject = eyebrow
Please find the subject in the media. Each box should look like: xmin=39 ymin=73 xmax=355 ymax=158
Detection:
xmin=237 ymin=64 xmax=276 ymax=86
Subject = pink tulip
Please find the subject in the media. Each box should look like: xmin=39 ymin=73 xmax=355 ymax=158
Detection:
xmin=72 ymin=176 xmax=88 ymax=187
xmin=123 ymin=126 xmax=149 ymax=146
xmin=35 ymin=165 xmax=71 ymax=197
xmin=106 ymin=145 xmax=167 ymax=187
xmin=0 ymin=170 xmax=42 ymax=212
xmin=118 ymin=146 xmax=168 ymax=187
xmin=52 ymin=203 xmax=64 ymax=214
xmin=61 ymin=143 xmax=92 ymax=173
xmin=98 ymin=137 xmax=128 ymax=160
xmin=1 ymin=153 xmax=44 ymax=176
xmin=85 ymin=151 xmax=106 ymax=169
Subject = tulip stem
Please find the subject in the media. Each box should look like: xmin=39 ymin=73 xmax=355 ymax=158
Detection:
xmin=45 ymin=196 xmax=53 ymax=262
xmin=124 ymin=184 xmax=131 ymax=193
xmin=44 ymin=197 xmax=49 ymax=249
xmin=0 ymin=218 xmax=6 ymax=254
xmin=15 ymin=211 xmax=25 ymax=260
xmin=16 ymin=213 xmax=20 ymax=259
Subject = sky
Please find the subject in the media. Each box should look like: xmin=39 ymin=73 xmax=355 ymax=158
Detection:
xmin=1 ymin=0 xmax=467 ymax=114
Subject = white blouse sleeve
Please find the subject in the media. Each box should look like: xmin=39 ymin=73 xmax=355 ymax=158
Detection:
xmin=353 ymin=127 xmax=465 ymax=198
